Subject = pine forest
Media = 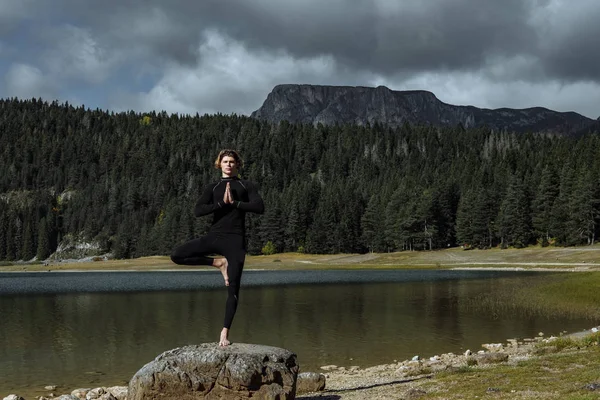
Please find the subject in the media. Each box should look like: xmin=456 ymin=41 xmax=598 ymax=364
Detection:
xmin=1 ymin=98 xmax=599 ymax=261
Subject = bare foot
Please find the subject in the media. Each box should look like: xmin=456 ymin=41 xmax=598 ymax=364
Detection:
xmin=219 ymin=328 xmax=230 ymax=347
xmin=213 ymin=258 xmax=229 ymax=286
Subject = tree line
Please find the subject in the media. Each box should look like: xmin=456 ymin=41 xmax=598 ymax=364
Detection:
xmin=0 ymin=98 xmax=599 ymax=261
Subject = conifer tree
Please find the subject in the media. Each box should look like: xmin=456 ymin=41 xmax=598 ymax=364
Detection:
xmin=36 ymin=217 xmax=51 ymax=260
xmin=532 ymin=165 xmax=559 ymax=245
xmin=497 ymin=177 xmax=532 ymax=248
xmin=361 ymin=195 xmax=383 ymax=252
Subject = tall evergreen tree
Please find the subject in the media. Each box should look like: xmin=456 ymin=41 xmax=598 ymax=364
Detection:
xmin=36 ymin=217 xmax=52 ymax=260
xmin=497 ymin=177 xmax=532 ymax=248
xmin=532 ymin=165 xmax=559 ymax=245
xmin=361 ymin=195 xmax=384 ymax=252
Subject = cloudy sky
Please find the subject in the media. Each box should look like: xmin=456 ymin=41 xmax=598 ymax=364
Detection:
xmin=1 ymin=0 xmax=599 ymax=118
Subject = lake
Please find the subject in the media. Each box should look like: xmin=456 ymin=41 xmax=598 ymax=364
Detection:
xmin=0 ymin=269 xmax=593 ymax=397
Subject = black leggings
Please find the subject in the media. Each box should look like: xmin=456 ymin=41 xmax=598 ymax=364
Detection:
xmin=170 ymin=232 xmax=246 ymax=329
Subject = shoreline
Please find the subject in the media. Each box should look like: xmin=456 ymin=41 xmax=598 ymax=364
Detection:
xmin=2 ymin=244 xmax=600 ymax=272
xmin=310 ymin=325 xmax=600 ymax=399
xmin=6 ymin=325 xmax=600 ymax=400
xmin=1 ymin=265 xmax=596 ymax=273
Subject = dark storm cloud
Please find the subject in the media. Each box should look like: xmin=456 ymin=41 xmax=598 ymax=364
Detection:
xmin=55 ymin=0 xmax=537 ymax=74
xmin=201 ymin=0 xmax=538 ymax=75
xmin=2 ymin=0 xmax=599 ymax=117
xmin=7 ymin=0 xmax=600 ymax=82
xmin=538 ymin=7 xmax=600 ymax=82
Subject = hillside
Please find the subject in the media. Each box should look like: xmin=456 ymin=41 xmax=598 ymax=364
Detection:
xmin=251 ymin=84 xmax=597 ymax=136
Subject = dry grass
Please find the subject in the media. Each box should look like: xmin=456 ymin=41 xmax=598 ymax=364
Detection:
xmin=2 ymin=244 xmax=600 ymax=272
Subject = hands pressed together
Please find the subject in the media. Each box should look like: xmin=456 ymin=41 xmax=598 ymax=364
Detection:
xmin=223 ymin=182 xmax=234 ymax=204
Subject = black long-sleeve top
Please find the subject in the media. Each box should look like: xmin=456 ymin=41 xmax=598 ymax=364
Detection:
xmin=194 ymin=176 xmax=264 ymax=235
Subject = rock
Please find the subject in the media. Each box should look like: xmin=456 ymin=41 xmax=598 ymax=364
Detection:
xmin=55 ymin=396 xmax=79 ymax=400
xmin=45 ymin=386 xmax=57 ymax=391
xmin=128 ymin=343 xmax=298 ymax=400
xmin=250 ymin=84 xmax=595 ymax=136
xmin=464 ymin=350 xmax=472 ymax=356
xmin=411 ymin=355 xmax=420 ymax=361
xmin=584 ymin=382 xmax=600 ymax=391
xmin=3 ymin=395 xmax=25 ymax=400
xmin=482 ymin=343 xmax=503 ymax=352
xmin=320 ymin=365 xmax=338 ymax=371
xmin=106 ymin=386 xmax=127 ymax=400
xmin=71 ymin=389 xmax=90 ymax=400
xmin=86 ymin=387 xmax=106 ymax=400
xmin=472 ymin=352 xmax=509 ymax=365
xmin=296 ymin=372 xmax=326 ymax=394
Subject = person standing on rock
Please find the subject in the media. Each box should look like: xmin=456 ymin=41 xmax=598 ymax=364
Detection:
xmin=171 ymin=149 xmax=264 ymax=346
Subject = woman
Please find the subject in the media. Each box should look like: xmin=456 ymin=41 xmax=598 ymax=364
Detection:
xmin=171 ymin=149 xmax=264 ymax=346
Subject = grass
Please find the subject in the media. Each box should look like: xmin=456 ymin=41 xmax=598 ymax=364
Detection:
xmin=422 ymin=333 xmax=600 ymax=399
xmin=461 ymin=271 xmax=600 ymax=321
xmin=2 ymin=243 xmax=600 ymax=272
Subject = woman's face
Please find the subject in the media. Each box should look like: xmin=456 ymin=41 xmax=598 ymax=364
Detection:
xmin=220 ymin=155 xmax=238 ymax=176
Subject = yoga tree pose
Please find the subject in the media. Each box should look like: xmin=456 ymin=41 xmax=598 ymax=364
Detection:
xmin=171 ymin=149 xmax=264 ymax=346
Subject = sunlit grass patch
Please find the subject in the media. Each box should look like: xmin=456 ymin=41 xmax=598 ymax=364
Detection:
xmin=420 ymin=341 xmax=600 ymax=399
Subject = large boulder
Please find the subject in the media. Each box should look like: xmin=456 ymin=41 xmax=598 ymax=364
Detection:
xmin=128 ymin=343 xmax=299 ymax=399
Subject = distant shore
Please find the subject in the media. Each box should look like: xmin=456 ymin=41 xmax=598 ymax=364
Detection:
xmin=1 ymin=244 xmax=600 ymax=272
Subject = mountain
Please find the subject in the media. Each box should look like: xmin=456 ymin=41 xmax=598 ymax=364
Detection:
xmin=251 ymin=84 xmax=597 ymax=136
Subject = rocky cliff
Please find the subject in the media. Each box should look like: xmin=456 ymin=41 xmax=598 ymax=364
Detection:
xmin=251 ymin=84 xmax=597 ymax=136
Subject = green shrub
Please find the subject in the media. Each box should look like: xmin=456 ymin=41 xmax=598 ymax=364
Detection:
xmin=262 ymin=241 xmax=277 ymax=255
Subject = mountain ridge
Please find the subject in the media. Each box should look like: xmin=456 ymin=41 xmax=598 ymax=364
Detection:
xmin=251 ymin=84 xmax=597 ymax=136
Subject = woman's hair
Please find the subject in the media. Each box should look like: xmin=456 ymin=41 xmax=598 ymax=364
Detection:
xmin=214 ymin=149 xmax=243 ymax=169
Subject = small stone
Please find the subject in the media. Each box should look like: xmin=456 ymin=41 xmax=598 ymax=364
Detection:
xmin=592 ymin=327 xmax=599 ymax=333
xmin=411 ymin=355 xmax=420 ymax=361
xmin=54 ymin=396 xmax=79 ymax=400
xmin=106 ymin=386 xmax=127 ymax=400
xmin=296 ymin=372 xmax=326 ymax=394
xmin=487 ymin=387 xmax=501 ymax=392
xmin=320 ymin=364 xmax=338 ymax=371
xmin=482 ymin=343 xmax=503 ymax=352
xmin=3 ymin=395 xmax=25 ymax=400
xmin=464 ymin=349 xmax=472 ymax=356
xmin=86 ymin=388 xmax=106 ymax=400
xmin=45 ymin=386 xmax=57 ymax=391
xmin=584 ymin=383 xmax=600 ymax=391
xmin=71 ymin=389 xmax=90 ymax=400
xmin=538 ymin=332 xmax=544 ymax=336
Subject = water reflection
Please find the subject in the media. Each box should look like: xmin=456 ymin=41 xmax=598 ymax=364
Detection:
xmin=0 ymin=271 xmax=592 ymax=396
